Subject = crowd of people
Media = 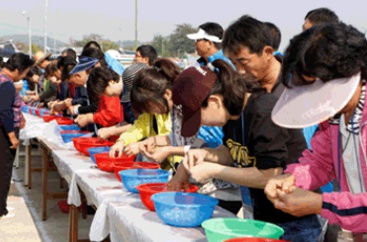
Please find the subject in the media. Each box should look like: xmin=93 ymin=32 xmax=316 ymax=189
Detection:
xmin=1 ymin=6 xmax=367 ymax=242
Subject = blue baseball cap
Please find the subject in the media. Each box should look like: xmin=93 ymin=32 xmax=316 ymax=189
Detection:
xmin=69 ymin=56 xmax=99 ymax=75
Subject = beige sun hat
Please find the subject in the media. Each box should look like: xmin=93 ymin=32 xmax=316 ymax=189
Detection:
xmin=33 ymin=51 xmax=52 ymax=67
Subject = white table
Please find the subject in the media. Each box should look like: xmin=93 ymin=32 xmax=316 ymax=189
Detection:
xmin=50 ymin=148 xmax=236 ymax=242
xmin=18 ymin=112 xmax=47 ymax=188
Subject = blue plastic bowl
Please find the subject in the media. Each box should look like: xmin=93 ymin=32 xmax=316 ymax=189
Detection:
xmin=38 ymin=109 xmax=50 ymax=117
xmin=119 ymin=169 xmax=170 ymax=193
xmin=21 ymin=106 xmax=29 ymax=113
xmin=88 ymin=146 xmax=111 ymax=163
xmin=30 ymin=108 xmax=37 ymax=115
xmin=60 ymin=124 xmax=81 ymax=131
xmin=60 ymin=131 xmax=90 ymax=143
xmin=151 ymin=192 xmax=218 ymax=227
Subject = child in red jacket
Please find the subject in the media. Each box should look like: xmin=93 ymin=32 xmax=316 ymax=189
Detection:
xmin=74 ymin=67 xmax=123 ymax=129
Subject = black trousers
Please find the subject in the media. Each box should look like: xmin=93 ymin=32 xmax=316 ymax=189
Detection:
xmin=0 ymin=126 xmax=18 ymax=216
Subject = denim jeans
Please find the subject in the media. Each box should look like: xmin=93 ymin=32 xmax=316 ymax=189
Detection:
xmin=277 ymin=215 xmax=323 ymax=242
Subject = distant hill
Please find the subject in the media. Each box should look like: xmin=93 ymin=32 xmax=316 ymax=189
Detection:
xmin=0 ymin=34 xmax=145 ymax=52
xmin=0 ymin=34 xmax=68 ymax=49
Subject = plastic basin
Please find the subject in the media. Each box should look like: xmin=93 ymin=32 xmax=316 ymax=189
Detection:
xmin=38 ymin=109 xmax=50 ymax=117
xmin=42 ymin=115 xmax=59 ymax=122
xmin=94 ymin=152 xmax=134 ymax=172
xmin=35 ymin=108 xmax=49 ymax=117
xmin=88 ymin=146 xmax=111 ymax=163
xmin=60 ymin=124 xmax=80 ymax=131
xmin=119 ymin=169 xmax=170 ymax=193
xmin=224 ymin=238 xmax=289 ymax=242
xmin=60 ymin=130 xmax=91 ymax=143
xmin=21 ymin=106 xmax=29 ymax=113
xmin=29 ymin=107 xmax=37 ymax=115
xmin=77 ymin=138 xmax=114 ymax=156
xmin=55 ymin=117 xmax=74 ymax=125
xmin=137 ymin=182 xmax=198 ymax=211
xmin=72 ymin=137 xmax=93 ymax=152
xmin=202 ymin=218 xmax=285 ymax=242
xmin=114 ymin=161 xmax=158 ymax=181
xmin=151 ymin=192 xmax=218 ymax=227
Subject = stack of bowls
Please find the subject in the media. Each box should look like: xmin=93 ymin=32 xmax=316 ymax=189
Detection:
xmin=136 ymin=183 xmax=198 ymax=211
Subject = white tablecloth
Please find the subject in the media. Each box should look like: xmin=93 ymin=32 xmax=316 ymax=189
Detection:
xmin=20 ymin=113 xmax=46 ymax=144
xmin=44 ymin=134 xmax=237 ymax=242
xmin=107 ymin=199 xmax=236 ymax=242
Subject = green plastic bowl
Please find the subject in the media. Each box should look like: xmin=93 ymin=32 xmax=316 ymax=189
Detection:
xmin=202 ymin=218 xmax=284 ymax=242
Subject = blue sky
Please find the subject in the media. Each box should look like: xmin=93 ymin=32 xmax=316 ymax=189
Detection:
xmin=1 ymin=0 xmax=366 ymax=51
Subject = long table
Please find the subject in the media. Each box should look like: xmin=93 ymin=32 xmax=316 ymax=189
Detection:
xmin=50 ymin=145 xmax=236 ymax=241
xmin=22 ymin=113 xmax=236 ymax=242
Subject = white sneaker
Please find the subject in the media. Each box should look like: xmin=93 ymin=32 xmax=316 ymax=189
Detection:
xmin=6 ymin=207 xmax=15 ymax=212
xmin=1 ymin=213 xmax=15 ymax=219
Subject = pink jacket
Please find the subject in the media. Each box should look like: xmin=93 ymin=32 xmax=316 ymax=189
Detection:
xmin=285 ymin=104 xmax=367 ymax=233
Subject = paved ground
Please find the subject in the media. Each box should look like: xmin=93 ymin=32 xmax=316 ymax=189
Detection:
xmin=1 ymin=144 xmax=94 ymax=242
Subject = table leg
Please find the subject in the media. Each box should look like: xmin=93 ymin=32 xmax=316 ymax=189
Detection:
xmin=68 ymin=205 xmax=79 ymax=242
xmin=26 ymin=145 xmax=31 ymax=189
xmin=42 ymin=144 xmax=48 ymax=221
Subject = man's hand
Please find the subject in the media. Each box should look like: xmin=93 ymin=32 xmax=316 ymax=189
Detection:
xmin=272 ymin=188 xmax=322 ymax=217
xmin=264 ymin=173 xmax=296 ymax=203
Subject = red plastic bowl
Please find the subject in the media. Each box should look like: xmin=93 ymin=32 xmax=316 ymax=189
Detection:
xmin=224 ymin=239 xmax=289 ymax=242
xmin=72 ymin=137 xmax=93 ymax=152
xmin=57 ymin=200 xmax=81 ymax=214
xmin=55 ymin=117 xmax=74 ymax=125
xmin=136 ymin=182 xmax=199 ymax=211
xmin=43 ymin=115 xmax=59 ymax=122
xmin=114 ymin=161 xmax=158 ymax=181
xmin=94 ymin=152 xmax=134 ymax=172
xmin=77 ymin=138 xmax=114 ymax=156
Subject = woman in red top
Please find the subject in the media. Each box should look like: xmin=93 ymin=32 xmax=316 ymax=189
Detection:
xmin=74 ymin=67 xmax=123 ymax=129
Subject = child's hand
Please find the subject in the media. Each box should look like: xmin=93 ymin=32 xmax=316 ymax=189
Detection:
xmin=187 ymin=162 xmax=221 ymax=184
xmin=138 ymin=137 xmax=156 ymax=154
xmin=141 ymin=146 xmax=170 ymax=164
xmin=109 ymin=141 xmax=124 ymax=158
xmin=74 ymin=113 xmax=93 ymax=127
xmin=98 ymin=127 xmax=113 ymax=140
xmin=124 ymin=142 xmax=140 ymax=156
xmin=182 ymin=148 xmax=208 ymax=171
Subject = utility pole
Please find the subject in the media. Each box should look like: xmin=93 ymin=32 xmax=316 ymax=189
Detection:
xmin=22 ymin=11 xmax=32 ymax=57
xmin=135 ymin=0 xmax=138 ymax=49
xmin=44 ymin=0 xmax=48 ymax=53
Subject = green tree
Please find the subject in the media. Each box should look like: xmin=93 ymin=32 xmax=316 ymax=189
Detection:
xmin=70 ymin=34 xmax=119 ymax=51
xmin=151 ymin=34 xmax=171 ymax=57
xmin=167 ymin=24 xmax=197 ymax=57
